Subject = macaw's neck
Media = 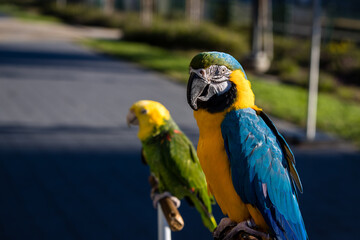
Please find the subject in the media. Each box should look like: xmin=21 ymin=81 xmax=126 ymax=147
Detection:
xmin=193 ymin=110 xmax=227 ymax=137
xmin=230 ymin=70 xmax=256 ymax=110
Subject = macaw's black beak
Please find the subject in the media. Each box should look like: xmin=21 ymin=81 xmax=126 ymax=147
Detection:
xmin=187 ymin=72 xmax=209 ymax=111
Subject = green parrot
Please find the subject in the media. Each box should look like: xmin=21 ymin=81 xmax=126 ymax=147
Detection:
xmin=126 ymin=100 xmax=217 ymax=232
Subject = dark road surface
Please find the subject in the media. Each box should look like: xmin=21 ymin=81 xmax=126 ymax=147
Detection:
xmin=0 ymin=40 xmax=359 ymax=240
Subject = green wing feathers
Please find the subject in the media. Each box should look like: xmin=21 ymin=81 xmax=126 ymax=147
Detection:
xmin=169 ymin=125 xmax=217 ymax=231
xmin=142 ymin=118 xmax=217 ymax=231
xmin=188 ymin=192 xmax=217 ymax=231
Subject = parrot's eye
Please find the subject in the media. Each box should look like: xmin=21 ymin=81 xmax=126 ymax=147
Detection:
xmin=140 ymin=109 xmax=148 ymax=114
xmin=210 ymin=65 xmax=230 ymax=82
xmin=217 ymin=66 xmax=227 ymax=74
xmin=214 ymin=66 xmax=227 ymax=75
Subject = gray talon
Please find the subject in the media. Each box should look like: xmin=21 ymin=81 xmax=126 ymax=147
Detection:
xmin=213 ymin=217 xmax=236 ymax=239
xmin=223 ymin=220 xmax=269 ymax=240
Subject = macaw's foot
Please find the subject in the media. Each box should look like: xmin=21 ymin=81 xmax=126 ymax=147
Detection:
xmin=213 ymin=217 xmax=237 ymax=239
xmin=214 ymin=218 xmax=270 ymax=240
xmin=151 ymin=191 xmax=181 ymax=209
xmin=222 ymin=220 xmax=269 ymax=240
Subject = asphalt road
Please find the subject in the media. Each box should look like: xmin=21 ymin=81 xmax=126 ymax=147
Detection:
xmin=0 ymin=19 xmax=359 ymax=240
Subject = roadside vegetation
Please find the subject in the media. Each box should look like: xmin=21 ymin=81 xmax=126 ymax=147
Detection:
xmin=0 ymin=4 xmax=60 ymax=22
xmin=84 ymin=39 xmax=360 ymax=145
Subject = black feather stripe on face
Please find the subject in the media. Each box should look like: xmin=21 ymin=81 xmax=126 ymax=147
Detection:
xmin=197 ymin=83 xmax=237 ymax=113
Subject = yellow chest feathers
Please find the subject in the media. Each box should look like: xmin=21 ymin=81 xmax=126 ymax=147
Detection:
xmin=194 ymin=110 xmax=250 ymax=222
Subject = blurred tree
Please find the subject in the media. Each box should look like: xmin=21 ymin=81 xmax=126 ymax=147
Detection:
xmin=156 ymin=0 xmax=169 ymax=17
xmin=141 ymin=0 xmax=153 ymax=26
xmin=250 ymin=0 xmax=273 ymax=73
xmin=186 ymin=0 xmax=204 ymax=24
xmin=123 ymin=0 xmax=134 ymax=11
xmin=213 ymin=0 xmax=231 ymax=25
xmin=57 ymin=0 xmax=66 ymax=8
xmin=103 ymin=0 xmax=115 ymax=14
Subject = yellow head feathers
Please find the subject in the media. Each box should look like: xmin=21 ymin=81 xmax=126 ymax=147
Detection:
xmin=127 ymin=100 xmax=171 ymax=140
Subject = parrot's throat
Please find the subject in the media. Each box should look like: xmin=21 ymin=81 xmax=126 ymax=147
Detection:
xmin=197 ymin=83 xmax=237 ymax=113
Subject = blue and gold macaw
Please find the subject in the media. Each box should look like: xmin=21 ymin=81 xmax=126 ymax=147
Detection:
xmin=186 ymin=52 xmax=307 ymax=240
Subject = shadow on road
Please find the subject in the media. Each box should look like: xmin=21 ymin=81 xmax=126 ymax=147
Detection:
xmin=0 ymin=122 xmax=219 ymax=240
xmin=0 ymin=146 xmax=219 ymax=240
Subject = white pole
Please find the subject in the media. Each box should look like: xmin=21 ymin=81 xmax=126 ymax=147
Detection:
xmin=158 ymin=204 xmax=171 ymax=240
xmin=306 ymin=0 xmax=322 ymax=141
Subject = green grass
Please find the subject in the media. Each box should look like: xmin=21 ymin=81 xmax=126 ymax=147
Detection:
xmin=83 ymin=39 xmax=360 ymax=146
xmin=0 ymin=4 xmax=60 ymax=23
xmin=251 ymin=79 xmax=360 ymax=144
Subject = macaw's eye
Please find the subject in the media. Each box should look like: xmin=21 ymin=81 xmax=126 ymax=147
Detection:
xmin=213 ymin=66 xmax=226 ymax=77
xmin=141 ymin=109 xmax=148 ymax=114
xmin=215 ymin=66 xmax=225 ymax=75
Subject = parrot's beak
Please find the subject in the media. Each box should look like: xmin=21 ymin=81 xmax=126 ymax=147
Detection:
xmin=187 ymin=72 xmax=209 ymax=111
xmin=126 ymin=110 xmax=139 ymax=127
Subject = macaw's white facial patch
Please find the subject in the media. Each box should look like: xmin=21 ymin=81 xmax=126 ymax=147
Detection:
xmin=197 ymin=81 xmax=232 ymax=102
xmin=207 ymin=65 xmax=232 ymax=82
xmin=189 ymin=65 xmax=232 ymax=83
xmin=214 ymin=81 xmax=231 ymax=95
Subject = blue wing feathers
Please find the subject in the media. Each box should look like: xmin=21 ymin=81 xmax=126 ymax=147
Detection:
xmin=259 ymin=112 xmax=303 ymax=193
xmin=221 ymin=108 xmax=307 ymax=240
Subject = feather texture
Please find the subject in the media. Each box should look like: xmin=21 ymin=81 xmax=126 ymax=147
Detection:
xmin=221 ymin=108 xmax=307 ymax=240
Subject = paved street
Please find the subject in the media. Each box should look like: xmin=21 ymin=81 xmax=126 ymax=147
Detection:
xmin=0 ymin=17 xmax=359 ymax=240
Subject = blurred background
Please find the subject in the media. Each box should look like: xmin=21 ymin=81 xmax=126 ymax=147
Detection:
xmin=0 ymin=0 xmax=359 ymax=239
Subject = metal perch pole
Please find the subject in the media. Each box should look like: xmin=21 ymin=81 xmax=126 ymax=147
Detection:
xmin=306 ymin=0 xmax=322 ymax=141
xmin=158 ymin=206 xmax=172 ymax=240
xmin=148 ymin=176 xmax=184 ymax=240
